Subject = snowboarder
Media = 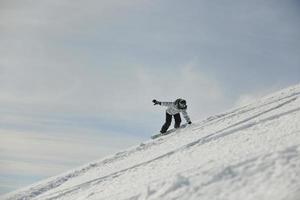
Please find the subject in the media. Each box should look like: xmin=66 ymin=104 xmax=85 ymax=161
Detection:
xmin=152 ymin=98 xmax=192 ymax=134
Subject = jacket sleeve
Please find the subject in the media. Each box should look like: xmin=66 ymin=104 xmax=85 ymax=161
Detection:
xmin=182 ymin=110 xmax=191 ymax=122
xmin=160 ymin=102 xmax=174 ymax=107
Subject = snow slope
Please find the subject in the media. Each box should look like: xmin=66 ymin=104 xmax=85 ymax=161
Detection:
xmin=2 ymin=84 xmax=300 ymax=200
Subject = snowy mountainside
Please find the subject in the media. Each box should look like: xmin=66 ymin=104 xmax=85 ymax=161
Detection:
xmin=2 ymin=84 xmax=300 ymax=200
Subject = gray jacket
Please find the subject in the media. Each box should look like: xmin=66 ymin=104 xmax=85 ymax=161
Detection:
xmin=160 ymin=101 xmax=191 ymax=122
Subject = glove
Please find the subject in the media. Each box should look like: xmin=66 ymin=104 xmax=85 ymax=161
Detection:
xmin=188 ymin=121 xmax=192 ymax=124
xmin=152 ymin=99 xmax=161 ymax=105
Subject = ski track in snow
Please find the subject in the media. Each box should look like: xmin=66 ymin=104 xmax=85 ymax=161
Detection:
xmin=2 ymin=84 xmax=300 ymax=200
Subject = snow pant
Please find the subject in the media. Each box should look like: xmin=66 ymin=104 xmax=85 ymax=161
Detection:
xmin=160 ymin=112 xmax=181 ymax=133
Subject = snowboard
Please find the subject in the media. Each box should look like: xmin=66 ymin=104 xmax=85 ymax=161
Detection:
xmin=151 ymin=123 xmax=189 ymax=139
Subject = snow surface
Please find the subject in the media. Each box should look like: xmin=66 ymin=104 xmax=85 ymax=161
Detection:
xmin=1 ymin=84 xmax=300 ymax=200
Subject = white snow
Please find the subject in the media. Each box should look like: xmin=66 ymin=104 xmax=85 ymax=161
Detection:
xmin=1 ymin=84 xmax=300 ymax=200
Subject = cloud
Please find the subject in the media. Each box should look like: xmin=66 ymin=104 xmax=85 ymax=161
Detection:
xmin=0 ymin=56 xmax=225 ymax=121
xmin=1 ymin=0 xmax=299 ymax=121
xmin=234 ymin=94 xmax=258 ymax=108
xmin=233 ymin=84 xmax=288 ymax=108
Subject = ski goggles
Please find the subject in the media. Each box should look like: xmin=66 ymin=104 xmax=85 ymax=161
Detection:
xmin=179 ymin=101 xmax=186 ymax=107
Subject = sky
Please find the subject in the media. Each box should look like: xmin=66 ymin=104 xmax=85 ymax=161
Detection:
xmin=0 ymin=0 xmax=300 ymax=195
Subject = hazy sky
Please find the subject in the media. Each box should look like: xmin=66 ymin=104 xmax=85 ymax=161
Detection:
xmin=1 ymin=0 xmax=300 ymax=194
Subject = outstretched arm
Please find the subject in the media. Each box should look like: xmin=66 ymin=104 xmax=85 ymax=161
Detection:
xmin=160 ymin=102 xmax=173 ymax=106
xmin=152 ymin=99 xmax=173 ymax=106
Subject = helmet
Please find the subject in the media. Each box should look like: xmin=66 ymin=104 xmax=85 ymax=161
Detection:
xmin=175 ymin=98 xmax=187 ymax=109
